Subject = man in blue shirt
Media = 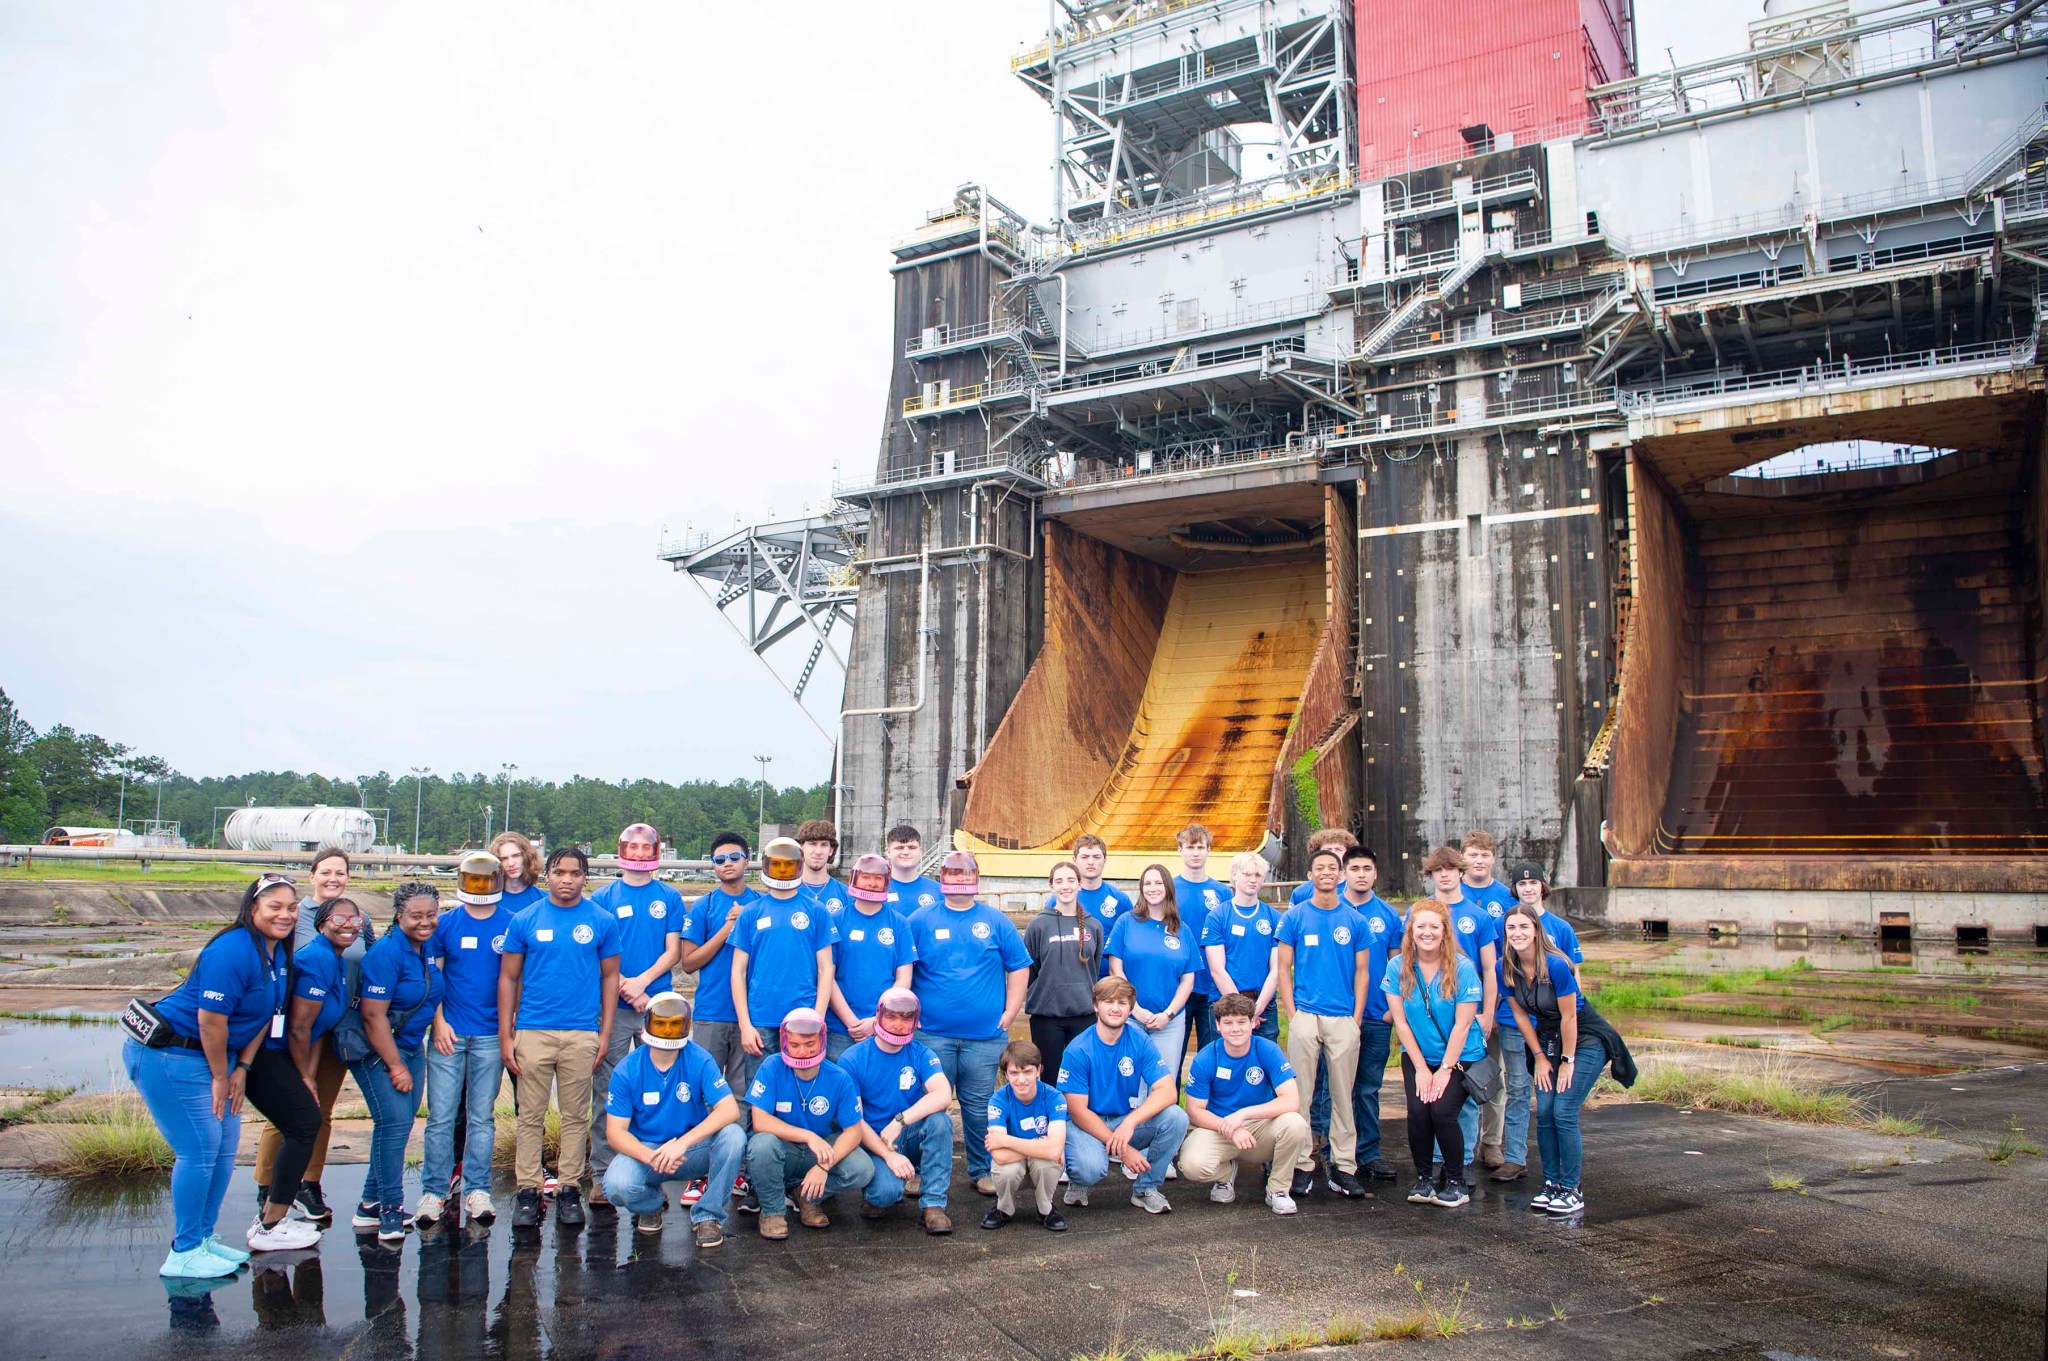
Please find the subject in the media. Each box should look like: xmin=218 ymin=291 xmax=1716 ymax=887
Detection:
xmin=681 ymin=832 xmax=756 ymax=1133
xmin=422 ymin=852 xmax=513 ymax=1224
xmin=1180 ymin=992 xmax=1310 ymax=1215
xmin=1461 ymin=830 xmax=1518 ymax=1170
xmin=732 ymin=837 xmax=840 ymax=1101
xmin=1276 ymin=846 xmax=1371 ymax=1200
xmin=743 ymin=1008 xmax=875 ymax=1240
xmin=826 ymin=854 xmax=915 ymax=1060
xmin=498 ymin=846 xmax=622 ymax=1229
xmin=840 ymin=988 xmax=955 ymax=1234
xmin=984 ymin=1039 xmax=1068 ymax=1231
xmin=1173 ymin=824 xmax=1231 ymax=1058
xmin=1307 ymin=846 xmax=1407 ymax=1182
xmin=1056 ymin=975 xmax=1188 ymax=1214
xmin=796 ymin=818 xmax=854 ymax=917
xmin=1289 ymin=829 xmax=1358 ymax=904
xmin=1199 ymin=852 xmax=1282 ymax=1039
xmin=587 ymin=822 xmax=686 ymax=1198
xmin=909 ymin=849 xmax=1029 ymax=1196
xmin=1492 ymin=860 xmax=1583 ymax=1183
xmin=599 ymin=992 xmax=745 ymax=1248
xmin=491 ymin=832 xmax=548 ymax=914
xmin=882 ymin=823 xmax=944 ymax=916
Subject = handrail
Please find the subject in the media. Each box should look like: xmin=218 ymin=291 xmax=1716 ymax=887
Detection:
xmin=1617 ymin=336 xmax=2038 ymax=413
xmin=1385 ymin=168 xmax=1539 ymax=218
xmin=1051 ymin=435 xmax=1319 ymax=490
xmin=900 ymin=376 xmax=1030 ymax=416
xmin=833 ymin=447 xmax=1048 ymax=499
xmin=1062 ymin=168 xmax=1353 ymax=255
xmin=903 ymin=318 xmax=1026 ymax=356
xmin=1011 ymin=0 xmax=1223 ymax=70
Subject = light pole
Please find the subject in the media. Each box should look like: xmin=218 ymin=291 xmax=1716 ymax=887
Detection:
xmin=116 ymin=767 xmax=128 ymax=828
xmin=410 ymin=766 xmax=432 ymax=855
xmin=484 ymin=804 xmax=493 ymax=846
xmin=754 ymin=755 xmax=773 ymax=834
xmin=501 ymin=763 xmax=518 ymax=829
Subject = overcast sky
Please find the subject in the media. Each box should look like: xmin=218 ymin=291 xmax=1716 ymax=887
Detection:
xmin=1 ymin=2 xmax=1752 ymax=789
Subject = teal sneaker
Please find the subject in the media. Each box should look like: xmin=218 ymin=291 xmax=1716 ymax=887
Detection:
xmin=201 ymin=1234 xmax=250 ymax=1266
xmin=159 ymin=1246 xmax=235 ymax=1279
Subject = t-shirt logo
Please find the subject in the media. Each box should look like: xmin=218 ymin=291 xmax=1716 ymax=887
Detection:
xmin=791 ymin=911 xmax=810 ymax=930
xmin=492 ymin=933 xmax=508 ymax=953
xmin=918 ymin=893 xmax=935 ymax=908
xmin=1102 ymin=904 xmax=1119 ymax=918
xmin=1056 ymin=1067 xmax=1070 ymax=1085
xmin=572 ymin=923 xmax=595 ymax=945
xmin=1457 ymin=916 xmax=1476 ymax=936
xmin=748 ymin=1079 xmax=767 ymax=1099
xmin=650 ymin=903 xmax=667 ymax=920
xmin=1488 ymin=902 xmax=1504 ymax=919
xmin=1165 ymin=936 xmax=1182 ymax=951
xmin=877 ymin=928 xmax=895 ymax=946
xmin=1368 ymin=917 xmax=1385 ymax=936
xmin=1246 ymin=1066 xmax=1266 ymax=1086
xmin=1116 ymin=1056 xmax=1135 ymax=1077
xmin=674 ymin=1082 xmax=692 ymax=1103
xmin=971 ymin=921 xmax=992 ymax=940
xmin=898 ymin=1067 xmax=916 ymax=1090
xmin=806 ymin=1095 xmax=831 ymax=1117
xmin=1255 ymin=918 xmax=1272 ymax=935
xmin=1333 ymin=926 xmax=1352 ymax=945
xmin=1204 ymin=890 xmax=1221 ymax=907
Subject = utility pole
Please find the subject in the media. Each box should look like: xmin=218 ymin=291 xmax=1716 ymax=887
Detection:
xmin=410 ymin=766 xmax=432 ymax=855
xmin=501 ymin=763 xmax=518 ymax=829
xmin=117 ymin=768 xmax=128 ymax=828
xmin=754 ymin=754 xmax=773 ymax=835
xmin=484 ymin=804 xmax=493 ymax=846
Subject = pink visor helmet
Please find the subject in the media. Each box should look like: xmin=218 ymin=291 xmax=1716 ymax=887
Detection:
xmin=938 ymin=849 xmax=980 ymax=898
xmin=849 ymin=854 xmax=891 ymax=904
xmin=617 ymin=823 xmax=662 ymax=873
xmin=874 ymin=988 xmax=920 ymax=1047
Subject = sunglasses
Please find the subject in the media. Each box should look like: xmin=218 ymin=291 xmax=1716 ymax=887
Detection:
xmin=253 ymin=874 xmax=297 ymax=894
xmin=710 ymin=852 xmax=748 ymax=866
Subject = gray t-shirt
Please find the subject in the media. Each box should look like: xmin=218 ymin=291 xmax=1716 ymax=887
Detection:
xmin=1024 ymin=908 xmax=1101 ymax=1019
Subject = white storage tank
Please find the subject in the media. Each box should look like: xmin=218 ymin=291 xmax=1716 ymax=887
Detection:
xmin=223 ymin=806 xmax=378 ymax=855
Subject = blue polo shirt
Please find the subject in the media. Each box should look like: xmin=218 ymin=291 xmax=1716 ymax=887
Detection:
xmin=745 ymin=1054 xmax=864 ymax=1139
xmin=1345 ymin=893 xmax=1406 ymax=1023
xmin=1187 ymin=1035 xmax=1296 ymax=1119
xmin=501 ymin=899 xmax=622 ymax=1031
xmin=1199 ymin=900 xmax=1282 ymax=997
xmin=835 ymin=1036 xmax=944 ymax=1127
xmin=1104 ymin=913 xmax=1198 ymax=1014
xmin=155 ymin=927 xmax=288 ymax=1050
xmin=734 ymin=892 xmax=841 ymax=1028
xmin=1496 ymin=915 xmax=1583 ymax=1025
xmin=604 ymin=1041 xmax=733 ymax=1145
xmin=828 ymin=905 xmax=916 ymax=1034
xmin=1056 ymin=1023 xmax=1168 ymax=1117
xmin=885 ymin=875 xmax=944 ymax=916
xmin=589 ymin=878 xmax=685 ymax=1007
xmin=357 ymin=933 xmax=445 ymax=1050
xmin=1275 ymin=900 xmax=1371 ymax=1017
xmin=800 ymin=877 xmax=854 ymax=917
xmin=267 ymin=934 xmax=346 ymax=1051
xmin=1381 ymin=956 xmax=1487 ymax=1065
xmin=1172 ymin=877 xmax=1231 ymax=998
xmin=908 ymin=901 xmax=1030 ymax=1040
xmin=427 ymin=905 xmax=513 ymax=1036
xmin=989 ymin=1080 xmax=1067 ymax=1139
xmin=681 ymin=886 xmax=757 ymax=1024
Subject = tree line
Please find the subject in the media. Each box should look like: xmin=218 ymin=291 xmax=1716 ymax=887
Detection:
xmin=0 ymin=686 xmax=828 ymax=855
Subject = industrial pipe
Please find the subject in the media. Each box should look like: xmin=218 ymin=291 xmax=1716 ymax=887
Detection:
xmin=834 ymin=544 xmax=933 ymax=826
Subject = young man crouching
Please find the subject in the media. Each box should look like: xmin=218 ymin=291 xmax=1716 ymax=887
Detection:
xmin=1181 ymin=991 xmax=1311 ymax=1215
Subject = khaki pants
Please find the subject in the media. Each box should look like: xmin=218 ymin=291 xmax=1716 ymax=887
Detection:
xmin=1478 ymin=1025 xmax=1507 ymax=1152
xmin=991 ymin=1155 xmax=1061 ymax=1216
xmin=1179 ymin=1113 xmax=1312 ymax=1198
xmin=513 ymin=1029 xmax=600 ymax=1191
xmin=1286 ymin=1012 xmax=1360 ymax=1173
xmin=255 ymin=1042 xmax=347 ymax=1187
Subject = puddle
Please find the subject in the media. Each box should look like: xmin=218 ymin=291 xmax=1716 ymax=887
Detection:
xmin=0 ymin=1019 xmax=127 ymax=1093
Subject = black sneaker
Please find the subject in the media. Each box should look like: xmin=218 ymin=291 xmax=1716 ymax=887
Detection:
xmin=555 ymin=1187 xmax=585 ymax=1227
xmin=294 ymin=1182 xmax=332 ymax=1223
xmin=1406 ymin=1176 xmax=1436 ymax=1205
xmin=1362 ymin=1159 xmax=1399 ymax=1182
xmin=1433 ymin=1179 xmax=1471 ymax=1209
xmin=1288 ymin=1168 xmax=1315 ymax=1198
xmin=1327 ymin=1168 xmax=1366 ymax=1198
xmin=737 ymin=1181 xmax=760 ymax=1215
xmin=1040 ymin=1210 xmax=1067 ymax=1233
xmin=979 ymin=1208 xmax=1011 ymax=1231
xmin=512 ymin=1189 xmax=542 ymax=1228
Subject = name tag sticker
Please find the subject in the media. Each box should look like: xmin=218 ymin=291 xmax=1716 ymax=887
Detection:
xmin=461 ymin=936 xmax=478 ymax=950
xmin=934 ymin=929 xmax=951 ymax=940
xmin=642 ymin=1092 xmax=660 ymax=1105
xmin=617 ymin=905 xmax=634 ymax=918
xmin=1230 ymin=925 xmax=1246 ymax=937
xmin=1217 ymin=1067 xmax=1233 ymax=1079
xmin=1304 ymin=934 xmax=1320 ymax=946
xmin=536 ymin=929 xmax=555 ymax=942
xmin=775 ymin=1101 xmax=793 ymax=1113
xmin=849 ymin=930 xmax=865 ymax=941
xmin=271 ymin=1014 xmax=286 ymax=1039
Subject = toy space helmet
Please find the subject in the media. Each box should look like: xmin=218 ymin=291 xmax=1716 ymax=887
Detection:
xmin=455 ymin=851 xmax=503 ymax=907
xmin=874 ymin=987 xmax=920 ymax=1048
xmin=779 ymin=1006 xmax=827 ymax=1063
xmin=760 ymin=836 xmax=803 ymax=891
xmin=617 ymin=823 xmax=662 ymax=873
xmin=938 ymin=849 xmax=980 ymax=898
xmin=642 ymin=992 xmax=692 ymax=1049
xmin=849 ymin=854 xmax=891 ymax=904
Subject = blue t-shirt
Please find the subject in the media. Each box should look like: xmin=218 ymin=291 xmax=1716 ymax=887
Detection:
xmin=427 ymin=905 xmax=513 ymax=1036
xmin=500 ymin=884 xmax=547 ymax=914
xmin=1496 ymin=911 xmax=1583 ymax=1024
xmin=500 ymin=900 xmax=623 ymax=1031
xmin=734 ymin=892 xmax=841 ymax=1029
xmin=604 ymin=1041 xmax=733 ymax=1144
xmin=885 ymin=875 xmax=945 ymax=916
xmin=1465 ymin=879 xmax=1515 ymax=928
xmin=745 ymin=1054 xmax=865 ymax=1139
xmin=1187 ymin=1035 xmax=1296 ymax=1118
xmin=1172 ymin=877 xmax=1231 ymax=997
xmin=357 ymin=933 xmax=446 ymax=1050
xmin=1381 ymin=956 xmax=1487 ymax=1065
xmin=681 ymin=886 xmax=757 ymax=1024
xmin=1104 ymin=913 xmax=1198 ymax=1014
xmin=1275 ymin=901 xmax=1371 ymax=1016
xmin=267 ymin=934 xmax=346 ymax=1051
xmin=908 ymin=901 xmax=1030 ymax=1040
xmin=1346 ymin=893 xmax=1407 ymax=1023
xmin=1290 ymin=881 xmax=1315 ymax=905
xmin=1199 ymin=900 xmax=1282 ymax=997
xmin=156 ymin=928 xmax=288 ymax=1050
xmin=1436 ymin=892 xmax=1502 ymax=964
xmin=589 ymin=878 xmax=685 ymax=1007
xmin=800 ymin=877 xmax=854 ymax=917
xmin=989 ymin=1079 xmax=1067 ymax=1140
xmin=1056 ymin=1022 xmax=1169 ymax=1117
xmin=828 ymin=905 xmax=916 ymax=1034
xmin=835 ymin=1036 xmax=944 ymax=1127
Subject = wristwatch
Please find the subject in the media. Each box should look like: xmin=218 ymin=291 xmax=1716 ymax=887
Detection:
xmin=234 ymin=1059 xmax=252 ymax=1073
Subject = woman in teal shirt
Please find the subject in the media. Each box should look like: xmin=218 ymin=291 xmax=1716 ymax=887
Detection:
xmin=1382 ymin=901 xmax=1483 ymax=1209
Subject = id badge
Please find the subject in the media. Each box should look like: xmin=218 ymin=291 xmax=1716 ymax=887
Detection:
xmin=271 ymin=1013 xmax=286 ymax=1040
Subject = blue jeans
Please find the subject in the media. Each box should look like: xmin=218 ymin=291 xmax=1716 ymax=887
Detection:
xmin=601 ymin=1124 xmax=745 ymax=1224
xmin=1500 ymin=1027 xmax=1531 ymax=1165
xmin=863 ymin=1110 xmax=955 ymax=1210
xmin=126 ymin=1040 xmax=238 ymax=1253
xmin=351 ymin=1049 xmax=427 ymax=1210
xmin=825 ymin=1031 xmax=856 ymax=1062
xmin=917 ymin=1031 xmax=1005 ymax=1179
xmin=1536 ymin=1037 xmax=1605 ymax=1190
xmin=1309 ymin=1019 xmax=1392 ymax=1163
xmin=424 ymin=1033 xmax=502 ymax=1196
xmin=1065 ymin=1106 xmax=1189 ymax=1194
xmin=744 ymin=1132 xmax=875 ymax=1216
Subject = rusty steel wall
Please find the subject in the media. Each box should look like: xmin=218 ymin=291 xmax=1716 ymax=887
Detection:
xmin=1271 ymin=486 xmax=1361 ymax=863
xmin=1605 ymin=453 xmax=1690 ymax=859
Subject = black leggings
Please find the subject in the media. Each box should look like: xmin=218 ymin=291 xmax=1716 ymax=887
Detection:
xmin=245 ymin=1047 xmax=322 ymax=1211
xmin=1028 ymin=1013 xmax=1094 ymax=1082
xmin=1400 ymin=1055 xmax=1470 ymax=1179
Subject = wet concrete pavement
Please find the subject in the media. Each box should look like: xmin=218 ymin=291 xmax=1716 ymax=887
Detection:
xmin=1 ymin=1064 xmax=2041 ymax=1360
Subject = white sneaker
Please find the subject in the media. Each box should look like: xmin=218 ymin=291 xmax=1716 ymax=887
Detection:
xmin=1062 ymin=1184 xmax=1089 ymax=1207
xmin=414 ymin=1193 xmax=445 ymax=1224
xmin=1165 ymin=1164 xmax=1179 ymax=1181
xmin=1210 ymin=1165 xmax=1238 ymax=1204
xmin=1119 ymin=1159 xmax=1138 ymax=1182
xmin=1265 ymin=1190 xmax=1299 ymax=1216
xmin=247 ymin=1217 xmax=322 ymax=1252
xmin=464 ymin=1191 xmax=496 ymax=1221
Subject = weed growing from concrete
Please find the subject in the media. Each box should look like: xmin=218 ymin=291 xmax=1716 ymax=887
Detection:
xmin=0 ymin=1085 xmax=77 ymax=1123
xmin=39 ymin=1099 xmax=173 ymax=1176
xmin=0 ymin=1009 xmax=118 ymax=1026
xmin=1985 ymin=1117 xmax=2039 ymax=1164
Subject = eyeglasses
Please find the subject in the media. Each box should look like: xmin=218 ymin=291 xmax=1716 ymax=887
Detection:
xmin=710 ymin=852 xmax=747 ymax=866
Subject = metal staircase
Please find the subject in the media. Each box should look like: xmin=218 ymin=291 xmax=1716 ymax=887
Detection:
xmin=1355 ymin=249 xmax=1495 ymax=360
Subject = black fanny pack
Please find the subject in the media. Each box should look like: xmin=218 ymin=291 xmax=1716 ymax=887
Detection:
xmin=122 ymin=997 xmax=201 ymax=1050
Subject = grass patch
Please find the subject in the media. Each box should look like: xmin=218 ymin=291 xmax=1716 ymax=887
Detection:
xmin=1766 ymin=1171 xmax=1805 ymax=1193
xmin=1985 ymin=1118 xmax=2040 ymax=1164
xmin=1813 ymin=1015 xmax=1853 ymax=1034
xmin=492 ymin=1102 xmax=559 ymax=1167
xmin=1868 ymin=1112 xmax=1927 ymax=1138
xmin=0 ymin=1009 xmax=120 ymax=1026
xmin=1620 ymin=1058 xmax=1925 ymax=1135
xmin=1074 ymin=1271 xmax=1471 ymax=1359
xmin=1705 ymin=1034 xmax=1767 ymax=1049
xmin=37 ymin=1100 xmax=174 ymax=1176
xmin=0 ymin=1086 xmax=77 ymax=1123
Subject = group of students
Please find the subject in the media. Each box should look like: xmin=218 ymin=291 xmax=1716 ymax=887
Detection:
xmin=122 ymin=817 xmax=1621 ymax=1281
